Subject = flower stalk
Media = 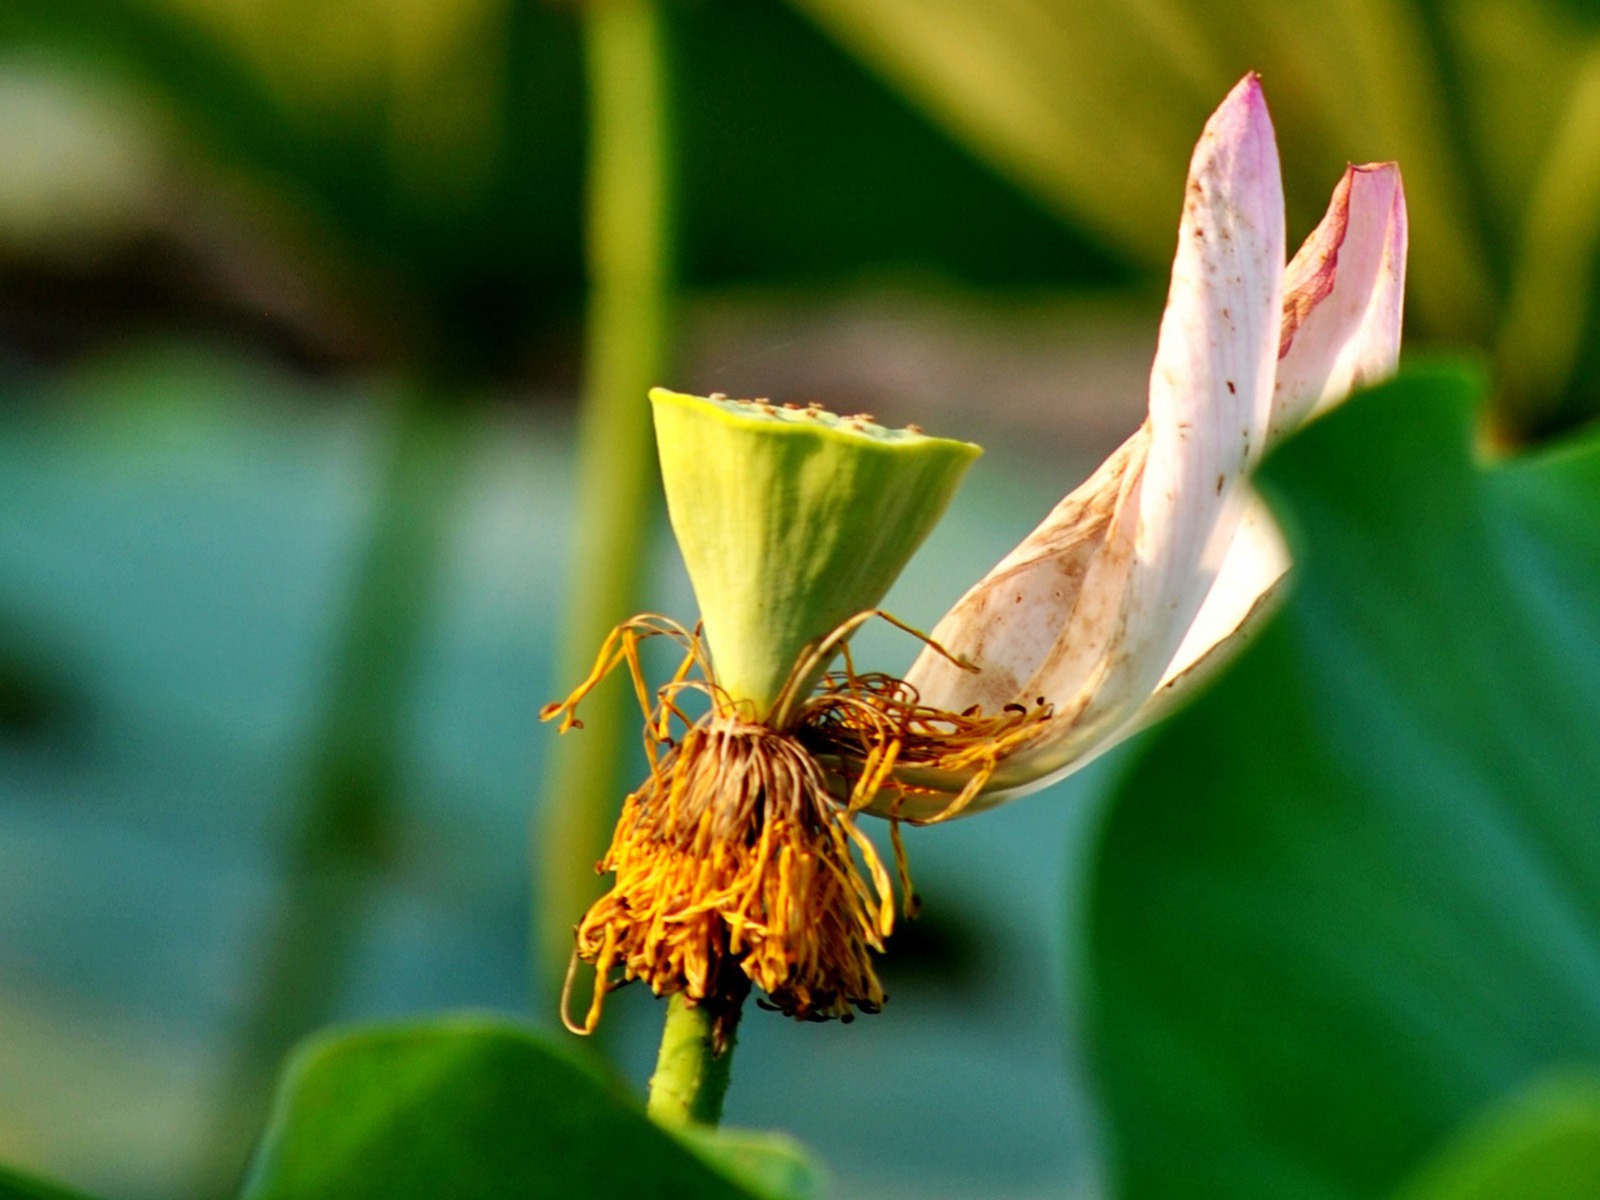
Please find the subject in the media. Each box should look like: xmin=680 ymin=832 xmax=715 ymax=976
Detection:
xmin=646 ymin=991 xmax=744 ymax=1128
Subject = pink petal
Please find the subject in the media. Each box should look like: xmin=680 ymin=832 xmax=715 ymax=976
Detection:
xmin=899 ymin=74 xmax=1288 ymax=799
xmin=1271 ymin=163 xmax=1408 ymax=443
xmin=1019 ymin=73 xmax=1285 ymax=760
xmin=1134 ymin=490 xmax=1289 ymax=721
xmin=1118 ymin=163 xmax=1407 ymax=739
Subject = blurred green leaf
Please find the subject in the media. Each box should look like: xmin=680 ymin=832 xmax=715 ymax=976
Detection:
xmin=787 ymin=0 xmax=1600 ymax=437
xmin=0 ymin=1165 xmax=99 ymax=1200
xmin=788 ymin=0 xmax=1498 ymax=338
xmin=786 ymin=0 xmax=1211 ymax=271
xmin=1083 ymin=363 xmax=1600 ymax=1199
xmin=1495 ymin=43 xmax=1600 ymax=437
xmin=0 ymin=0 xmax=1119 ymax=381
xmin=0 ymin=0 xmax=586 ymax=374
xmin=678 ymin=1128 xmax=829 ymax=1200
xmin=1393 ymin=1074 xmax=1600 ymax=1200
xmin=240 ymin=1015 xmax=822 ymax=1200
xmin=674 ymin=0 xmax=1123 ymax=290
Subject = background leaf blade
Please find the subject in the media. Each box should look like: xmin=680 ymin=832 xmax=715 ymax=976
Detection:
xmin=241 ymin=1015 xmax=822 ymax=1200
xmin=1083 ymin=364 xmax=1600 ymax=1199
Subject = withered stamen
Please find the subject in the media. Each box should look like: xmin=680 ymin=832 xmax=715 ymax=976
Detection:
xmin=542 ymin=612 xmax=1053 ymax=1039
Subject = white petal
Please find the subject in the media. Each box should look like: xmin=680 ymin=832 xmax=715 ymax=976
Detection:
xmin=1271 ymin=162 xmax=1408 ymax=443
xmin=1118 ymin=163 xmax=1409 ymax=733
xmin=904 ymin=426 xmax=1146 ymax=715
xmin=1009 ymin=73 xmax=1285 ymax=764
xmin=893 ymin=74 xmax=1287 ymax=805
xmin=874 ymin=500 xmax=1288 ymax=822
xmin=1138 ymin=490 xmax=1288 ymax=715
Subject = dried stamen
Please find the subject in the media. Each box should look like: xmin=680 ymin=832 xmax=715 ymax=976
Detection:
xmin=568 ymin=714 xmax=896 ymax=1034
xmin=797 ymin=667 xmax=1053 ymax=825
xmin=542 ymin=610 xmax=1051 ymax=1039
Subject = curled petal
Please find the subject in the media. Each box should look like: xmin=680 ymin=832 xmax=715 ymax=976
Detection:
xmin=1033 ymin=72 xmax=1285 ymax=726
xmin=1272 ymin=162 xmax=1408 ymax=443
xmin=1113 ymin=163 xmax=1414 ymax=739
xmin=888 ymin=497 xmax=1289 ymax=819
xmin=1124 ymin=164 xmax=1410 ymax=735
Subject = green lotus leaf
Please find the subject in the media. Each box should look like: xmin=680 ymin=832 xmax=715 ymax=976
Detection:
xmin=241 ymin=1015 xmax=821 ymax=1200
xmin=1083 ymin=363 xmax=1600 ymax=1199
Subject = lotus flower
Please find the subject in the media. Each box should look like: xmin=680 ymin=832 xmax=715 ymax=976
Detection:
xmin=546 ymin=73 xmax=1407 ymax=1031
xmin=853 ymin=73 xmax=1408 ymax=820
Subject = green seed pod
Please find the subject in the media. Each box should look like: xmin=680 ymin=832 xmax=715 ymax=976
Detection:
xmin=650 ymin=388 xmax=981 ymax=721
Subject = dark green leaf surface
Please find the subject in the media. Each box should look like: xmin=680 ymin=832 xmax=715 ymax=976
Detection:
xmin=241 ymin=1015 xmax=821 ymax=1200
xmin=1084 ymin=365 xmax=1600 ymax=1199
xmin=0 ymin=1166 xmax=99 ymax=1200
xmin=1393 ymin=1073 xmax=1600 ymax=1200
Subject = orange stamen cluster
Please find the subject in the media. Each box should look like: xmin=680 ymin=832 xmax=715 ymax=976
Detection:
xmin=540 ymin=611 xmax=1053 ymax=1037
xmin=544 ymin=617 xmax=904 ymax=1034
xmin=572 ymin=714 xmax=895 ymax=1030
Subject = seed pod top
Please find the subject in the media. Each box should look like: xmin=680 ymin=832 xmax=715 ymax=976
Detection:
xmin=649 ymin=388 xmax=981 ymax=721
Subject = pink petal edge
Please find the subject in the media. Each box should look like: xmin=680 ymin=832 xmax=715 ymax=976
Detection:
xmin=1272 ymin=162 xmax=1407 ymax=443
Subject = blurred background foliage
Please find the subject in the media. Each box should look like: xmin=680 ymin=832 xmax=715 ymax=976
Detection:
xmin=2 ymin=0 xmax=1600 ymax=1198
xmin=3 ymin=0 xmax=1600 ymax=427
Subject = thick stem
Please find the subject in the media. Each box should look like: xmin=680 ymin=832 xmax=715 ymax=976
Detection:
xmin=536 ymin=0 xmax=675 ymax=1008
xmin=646 ymin=993 xmax=742 ymax=1128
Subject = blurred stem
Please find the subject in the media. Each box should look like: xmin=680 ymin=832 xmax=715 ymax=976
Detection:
xmin=647 ymin=994 xmax=740 ymax=1128
xmin=1406 ymin=0 xmax=1509 ymax=300
xmin=535 ymin=0 xmax=674 ymax=1008
xmin=193 ymin=385 xmax=473 ymax=1197
xmin=1493 ymin=42 xmax=1600 ymax=444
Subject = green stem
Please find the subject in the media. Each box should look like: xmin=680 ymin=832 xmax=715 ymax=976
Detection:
xmin=536 ymin=0 xmax=675 ymax=1006
xmin=192 ymin=385 xmax=473 ymax=1196
xmin=646 ymin=994 xmax=740 ymax=1128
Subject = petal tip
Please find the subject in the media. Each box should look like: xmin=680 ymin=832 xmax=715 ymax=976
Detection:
xmin=1216 ymin=72 xmax=1267 ymax=124
xmin=1345 ymin=161 xmax=1402 ymax=198
xmin=1344 ymin=162 xmax=1407 ymax=231
xmin=1225 ymin=71 xmax=1267 ymax=116
xmin=1202 ymin=72 xmax=1276 ymax=165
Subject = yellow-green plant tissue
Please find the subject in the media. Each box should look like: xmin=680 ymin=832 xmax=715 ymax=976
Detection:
xmin=649 ymin=388 xmax=980 ymax=719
